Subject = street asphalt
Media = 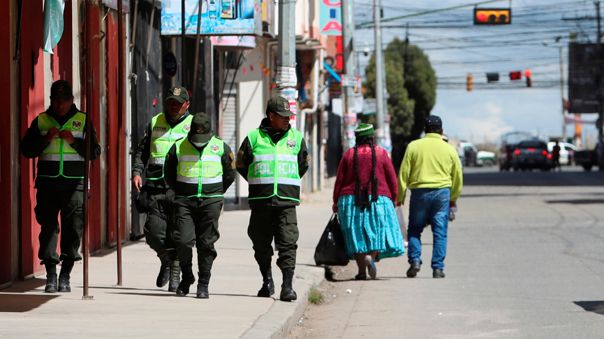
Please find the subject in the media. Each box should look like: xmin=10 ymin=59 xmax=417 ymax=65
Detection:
xmin=289 ymin=167 xmax=604 ymax=339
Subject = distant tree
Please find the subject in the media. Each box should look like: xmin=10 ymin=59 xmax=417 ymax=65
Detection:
xmin=364 ymin=38 xmax=436 ymax=169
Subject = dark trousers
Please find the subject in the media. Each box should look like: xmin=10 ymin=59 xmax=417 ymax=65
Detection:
xmin=172 ymin=197 xmax=223 ymax=273
xmin=143 ymin=189 xmax=175 ymax=260
xmin=35 ymin=186 xmax=84 ymax=265
xmin=247 ymin=206 xmax=299 ymax=271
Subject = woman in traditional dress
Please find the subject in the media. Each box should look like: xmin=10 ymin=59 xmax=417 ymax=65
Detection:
xmin=332 ymin=123 xmax=405 ymax=280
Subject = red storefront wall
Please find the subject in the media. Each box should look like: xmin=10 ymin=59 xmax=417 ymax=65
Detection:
xmin=0 ymin=0 xmax=13 ymax=285
xmin=19 ymin=0 xmax=47 ymax=278
xmin=105 ymin=11 xmax=127 ymax=244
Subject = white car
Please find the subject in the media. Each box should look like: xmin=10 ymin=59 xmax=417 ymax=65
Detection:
xmin=547 ymin=142 xmax=576 ymax=165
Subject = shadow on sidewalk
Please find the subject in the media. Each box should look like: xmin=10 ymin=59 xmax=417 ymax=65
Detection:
xmin=574 ymin=301 xmax=604 ymax=316
xmin=1 ymin=278 xmax=46 ymax=293
xmin=0 ymin=294 xmax=59 ymax=312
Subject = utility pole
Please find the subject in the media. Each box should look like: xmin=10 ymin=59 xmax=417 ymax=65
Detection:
xmin=341 ymin=0 xmax=356 ymax=149
xmin=596 ymin=1 xmax=604 ymax=169
xmin=374 ymin=0 xmax=385 ymax=148
xmin=276 ymin=0 xmax=298 ymax=125
xmin=559 ymin=45 xmax=566 ymax=141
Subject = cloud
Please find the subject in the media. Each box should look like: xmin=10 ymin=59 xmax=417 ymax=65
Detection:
xmin=453 ymin=101 xmax=513 ymax=142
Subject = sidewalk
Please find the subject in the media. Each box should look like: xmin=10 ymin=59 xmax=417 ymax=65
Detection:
xmin=0 ymin=187 xmax=333 ymax=338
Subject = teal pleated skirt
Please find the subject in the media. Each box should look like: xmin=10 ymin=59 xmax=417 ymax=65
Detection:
xmin=337 ymin=195 xmax=405 ymax=259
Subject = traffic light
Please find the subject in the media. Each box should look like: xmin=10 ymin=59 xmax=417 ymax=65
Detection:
xmin=466 ymin=73 xmax=474 ymax=92
xmin=486 ymin=72 xmax=499 ymax=83
xmin=509 ymin=71 xmax=522 ymax=81
xmin=525 ymin=69 xmax=532 ymax=87
xmin=474 ymin=8 xmax=511 ymax=25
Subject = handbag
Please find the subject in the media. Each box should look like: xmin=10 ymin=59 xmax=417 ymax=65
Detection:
xmin=314 ymin=214 xmax=349 ymax=266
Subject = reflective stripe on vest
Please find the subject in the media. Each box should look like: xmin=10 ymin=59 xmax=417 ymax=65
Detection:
xmin=37 ymin=112 xmax=87 ymax=179
xmin=175 ymin=136 xmax=224 ymax=198
xmin=148 ymin=113 xmax=193 ymax=179
xmin=247 ymin=128 xmax=302 ymax=202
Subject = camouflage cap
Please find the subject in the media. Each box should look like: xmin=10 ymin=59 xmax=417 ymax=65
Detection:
xmin=266 ymin=95 xmax=294 ymax=117
xmin=189 ymin=113 xmax=212 ymax=144
xmin=166 ymin=86 xmax=190 ymax=104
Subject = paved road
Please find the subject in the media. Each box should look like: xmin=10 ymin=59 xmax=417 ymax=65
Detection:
xmin=289 ymin=167 xmax=604 ymax=339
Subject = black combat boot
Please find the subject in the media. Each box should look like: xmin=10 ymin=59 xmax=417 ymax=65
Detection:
xmin=257 ymin=267 xmax=275 ymax=298
xmin=168 ymin=259 xmax=181 ymax=292
xmin=156 ymin=254 xmax=171 ymax=288
xmin=176 ymin=266 xmax=195 ymax=297
xmin=58 ymin=260 xmax=74 ymax=292
xmin=279 ymin=269 xmax=297 ymax=302
xmin=196 ymin=271 xmax=211 ymax=299
xmin=44 ymin=264 xmax=58 ymax=293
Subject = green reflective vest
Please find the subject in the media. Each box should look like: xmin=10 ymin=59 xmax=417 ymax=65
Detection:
xmin=37 ymin=111 xmax=87 ymax=179
xmin=147 ymin=113 xmax=193 ymax=180
xmin=247 ymin=128 xmax=302 ymax=202
xmin=174 ymin=136 xmax=224 ymax=198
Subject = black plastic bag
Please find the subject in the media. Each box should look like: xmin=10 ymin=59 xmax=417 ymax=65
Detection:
xmin=314 ymin=214 xmax=349 ymax=266
xmin=134 ymin=188 xmax=150 ymax=213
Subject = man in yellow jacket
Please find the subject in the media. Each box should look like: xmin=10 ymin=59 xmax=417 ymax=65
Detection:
xmin=398 ymin=115 xmax=462 ymax=279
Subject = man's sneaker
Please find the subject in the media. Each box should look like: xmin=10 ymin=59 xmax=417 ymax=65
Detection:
xmin=406 ymin=263 xmax=421 ymax=278
xmin=433 ymin=269 xmax=445 ymax=279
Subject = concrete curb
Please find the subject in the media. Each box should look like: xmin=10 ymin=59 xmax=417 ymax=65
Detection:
xmin=241 ymin=265 xmax=325 ymax=339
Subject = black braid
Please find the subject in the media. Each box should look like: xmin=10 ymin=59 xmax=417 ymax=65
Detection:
xmin=353 ymin=138 xmax=378 ymax=209
xmin=353 ymin=145 xmax=361 ymax=206
xmin=370 ymin=142 xmax=378 ymax=202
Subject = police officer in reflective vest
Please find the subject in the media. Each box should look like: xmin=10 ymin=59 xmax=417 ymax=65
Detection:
xmin=20 ymin=80 xmax=101 ymax=293
xmin=236 ymin=95 xmax=309 ymax=301
xmin=132 ymin=86 xmax=193 ymax=291
xmin=164 ymin=113 xmax=236 ymax=298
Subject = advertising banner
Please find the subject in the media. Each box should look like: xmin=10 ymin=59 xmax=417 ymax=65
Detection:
xmin=319 ymin=0 xmax=342 ymax=36
xmin=161 ymin=0 xmax=261 ymax=36
xmin=568 ymin=43 xmax=604 ymax=113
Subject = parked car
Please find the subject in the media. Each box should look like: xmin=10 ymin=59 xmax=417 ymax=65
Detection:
xmin=512 ymin=139 xmax=552 ymax=171
xmin=575 ymin=142 xmax=601 ymax=171
xmin=477 ymin=150 xmax=496 ymax=166
xmin=547 ymin=142 xmax=576 ymax=166
xmin=499 ymin=131 xmax=533 ymax=171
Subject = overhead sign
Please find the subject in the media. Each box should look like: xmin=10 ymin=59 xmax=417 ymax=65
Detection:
xmin=161 ymin=0 xmax=261 ymax=36
xmin=568 ymin=43 xmax=604 ymax=113
xmin=320 ymin=0 xmax=342 ymax=36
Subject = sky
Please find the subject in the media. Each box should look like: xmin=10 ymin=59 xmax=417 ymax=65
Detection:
xmin=352 ymin=0 xmax=601 ymax=145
